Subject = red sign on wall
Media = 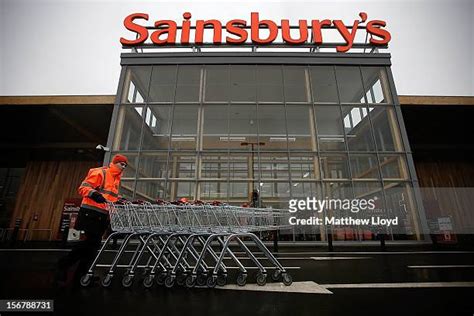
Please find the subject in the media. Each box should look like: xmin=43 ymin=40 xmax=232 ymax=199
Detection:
xmin=57 ymin=198 xmax=82 ymax=241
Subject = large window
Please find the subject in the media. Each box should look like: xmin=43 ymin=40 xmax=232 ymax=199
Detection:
xmin=112 ymin=62 xmax=421 ymax=241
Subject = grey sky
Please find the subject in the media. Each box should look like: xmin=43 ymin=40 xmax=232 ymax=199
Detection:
xmin=1 ymin=0 xmax=473 ymax=96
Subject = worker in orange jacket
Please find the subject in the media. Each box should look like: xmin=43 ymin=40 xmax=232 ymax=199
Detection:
xmin=55 ymin=154 xmax=128 ymax=286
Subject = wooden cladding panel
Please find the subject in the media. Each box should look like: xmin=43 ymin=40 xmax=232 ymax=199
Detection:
xmin=415 ymin=159 xmax=474 ymax=233
xmin=10 ymin=161 xmax=98 ymax=240
xmin=416 ymin=160 xmax=474 ymax=188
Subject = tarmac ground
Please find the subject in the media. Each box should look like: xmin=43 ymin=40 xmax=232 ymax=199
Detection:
xmin=1 ymin=242 xmax=474 ymax=316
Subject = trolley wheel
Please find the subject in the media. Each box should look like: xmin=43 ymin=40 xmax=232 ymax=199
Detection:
xmin=185 ymin=275 xmax=196 ymax=288
xmin=271 ymin=270 xmax=282 ymax=282
xmin=236 ymin=273 xmax=247 ymax=287
xmin=80 ymin=274 xmax=93 ymax=287
xmin=256 ymin=273 xmax=267 ymax=286
xmin=196 ymin=273 xmax=207 ymax=287
xmin=101 ymin=274 xmax=113 ymax=288
xmin=143 ymin=275 xmax=154 ymax=288
xmin=122 ymin=274 xmax=134 ymax=288
xmin=164 ymin=275 xmax=175 ymax=288
xmin=157 ymin=273 xmax=167 ymax=286
xmin=206 ymin=276 xmax=217 ymax=288
xmin=216 ymin=274 xmax=227 ymax=287
xmin=282 ymin=273 xmax=293 ymax=286
xmin=176 ymin=274 xmax=187 ymax=286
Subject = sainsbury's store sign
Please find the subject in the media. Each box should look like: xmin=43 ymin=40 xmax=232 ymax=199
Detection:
xmin=120 ymin=12 xmax=391 ymax=52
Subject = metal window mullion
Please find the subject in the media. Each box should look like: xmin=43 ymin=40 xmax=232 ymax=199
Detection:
xmin=253 ymin=64 xmax=263 ymax=207
xmin=166 ymin=65 xmax=180 ymax=200
xmin=307 ymin=64 xmax=327 ymax=241
xmin=131 ymin=65 xmax=155 ymax=199
xmin=384 ymin=66 xmax=429 ymax=239
xmin=195 ymin=65 xmax=205 ymax=200
xmin=105 ymin=65 xmax=129 ymax=165
xmin=281 ymin=65 xmax=293 ymax=198
xmin=226 ymin=64 xmax=232 ymax=203
xmin=334 ymin=65 xmax=354 ymax=197
xmin=358 ymin=65 xmax=392 ymax=237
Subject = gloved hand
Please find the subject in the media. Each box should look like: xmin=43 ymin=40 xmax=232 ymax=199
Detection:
xmin=90 ymin=191 xmax=107 ymax=203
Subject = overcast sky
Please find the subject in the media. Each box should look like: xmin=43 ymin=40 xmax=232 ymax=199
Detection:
xmin=0 ymin=0 xmax=473 ymax=96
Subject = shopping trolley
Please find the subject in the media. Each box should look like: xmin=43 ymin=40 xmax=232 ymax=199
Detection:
xmin=79 ymin=200 xmax=294 ymax=288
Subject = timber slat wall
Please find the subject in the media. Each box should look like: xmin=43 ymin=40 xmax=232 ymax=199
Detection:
xmin=10 ymin=161 xmax=98 ymax=240
xmin=415 ymin=159 xmax=474 ymax=233
xmin=416 ymin=160 xmax=474 ymax=188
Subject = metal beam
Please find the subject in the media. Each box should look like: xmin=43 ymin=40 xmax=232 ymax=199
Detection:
xmin=0 ymin=95 xmax=115 ymax=106
xmin=399 ymin=96 xmax=474 ymax=106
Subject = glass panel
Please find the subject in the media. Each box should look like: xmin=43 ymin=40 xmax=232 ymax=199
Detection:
xmin=384 ymin=182 xmax=419 ymax=238
xmin=260 ymin=182 xmax=291 ymax=199
xmin=342 ymin=106 xmax=375 ymax=151
xmin=336 ymin=66 xmax=364 ymax=103
xmin=229 ymin=104 xmax=258 ymax=150
xmin=113 ymin=106 xmax=143 ymax=151
xmin=350 ymin=154 xmax=380 ymax=179
xmin=168 ymin=181 xmax=195 ymax=200
xmin=171 ymin=105 xmax=198 ymax=150
xmin=320 ymin=154 xmax=350 ymax=179
xmin=380 ymin=155 xmax=409 ymax=180
xmin=135 ymin=180 xmax=167 ymax=201
xmin=205 ymin=65 xmax=229 ymax=102
xmin=314 ymin=106 xmax=345 ymax=151
xmin=310 ymin=66 xmax=338 ymax=103
xmin=229 ymin=182 xmax=249 ymax=199
xmin=137 ymin=152 xmax=168 ymax=179
xmin=286 ymin=105 xmax=315 ymax=151
xmin=141 ymin=105 xmax=172 ymax=150
xmin=353 ymin=182 xmax=383 ymax=201
xmin=202 ymin=104 xmax=229 ymax=150
xmin=200 ymin=153 xmax=229 ymax=179
xmin=323 ymin=182 xmax=353 ymax=200
xmin=351 ymin=181 xmax=387 ymax=239
xmin=119 ymin=180 xmax=135 ymax=200
xmin=283 ymin=66 xmax=309 ymax=102
xmin=257 ymin=66 xmax=283 ymax=102
xmin=323 ymin=180 xmax=354 ymax=241
xmin=361 ymin=67 xmax=392 ymax=104
xmin=122 ymin=66 xmax=151 ymax=103
xmin=113 ymin=153 xmax=139 ymax=179
xmin=289 ymin=154 xmax=319 ymax=180
xmin=236 ymin=152 xmax=259 ymax=181
xmin=231 ymin=65 xmax=256 ymax=102
xmin=258 ymin=104 xmax=287 ymax=151
xmin=200 ymin=182 xmax=228 ymax=200
xmin=168 ymin=153 xmax=196 ymax=179
xmin=370 ymin=107 xmax=404 ymax=152
xmin=148 ymin=65 xmax=177 ymax=102
xmin=259 ymin=152 xmax=290 ymax=180
xmin=229 ymin=154 xmax=250 ymax=179
xmin=291 ymin=181 xmax=321 ymax=198
xmin=175 ymin=65 xmax=201 ymax=102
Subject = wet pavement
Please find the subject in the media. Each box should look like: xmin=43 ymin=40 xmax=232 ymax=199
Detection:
xmin=1 ymin=245 xmax=474 ymax=316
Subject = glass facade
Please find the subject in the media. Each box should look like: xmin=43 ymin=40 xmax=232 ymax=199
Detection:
xmin=111 ymin=62 xmax=423 ymax=241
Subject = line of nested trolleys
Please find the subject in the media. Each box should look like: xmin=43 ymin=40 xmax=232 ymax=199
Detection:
xmin=79 ymin=200 xmax=294 ymax=288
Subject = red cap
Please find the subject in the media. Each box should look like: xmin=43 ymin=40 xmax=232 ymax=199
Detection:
xmin=112 ymin=154 xmax=128 ymax=164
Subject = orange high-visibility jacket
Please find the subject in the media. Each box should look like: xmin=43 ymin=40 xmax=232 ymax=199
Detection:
xmin=78 ymin=163 xmax=123 ymax=213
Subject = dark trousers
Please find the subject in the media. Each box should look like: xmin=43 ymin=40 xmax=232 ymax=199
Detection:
xmin=57 ymin=207 xmax=109 ymax=283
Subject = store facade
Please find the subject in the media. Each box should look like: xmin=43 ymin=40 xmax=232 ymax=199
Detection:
xmin=107 ymin=51 xmax=427 ymax=241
